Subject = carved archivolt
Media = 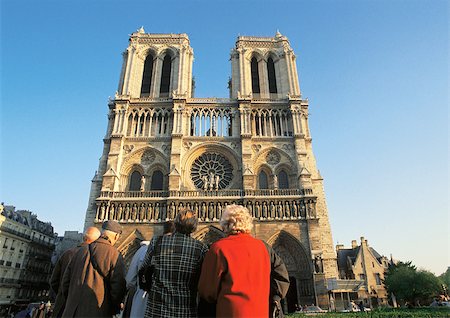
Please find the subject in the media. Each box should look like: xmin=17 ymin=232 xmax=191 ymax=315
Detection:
xmin=136 ymin=46 xmax=158 ymax=60
xmin=136 ymin=45 xmax=178 ymax=60
xmin=122 ymin=146 xmax=167 ymax=174
xmin=247 ymin=50 xmax=282 ymax=64
xmin=117 ymin=229 xmax=145 ymax=267
xmin=192 ymin=226 xmax=226 ymax=246
xmin=267 ymin=230 xmax=313 ymax=278
xmin=120 ymin=146 xmax=169 ymax=190
xmin=254 ymin=147 xmax=296 ymax=172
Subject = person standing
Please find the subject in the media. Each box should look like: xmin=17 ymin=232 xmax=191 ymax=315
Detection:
xmin=198 ymin=204 xmax=274 ymax=317
xmin=265 ymin=242 xmax=290 ymax=318
xmin=140 ymin=210 xmax=208 ymax=318
xmin=124 ymin=221 xmax=175 ymax=318
xmin=50 ymin=227 xmax=100 ymax=318
xmin=31 ymin=302 xmax=47 ymax=318
xmin=61 ymin=220 xmax=126 ymax=318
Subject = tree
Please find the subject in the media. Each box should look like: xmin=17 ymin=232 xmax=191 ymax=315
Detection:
xmin=439 ymin=267 xmax=450 ymax=286
xmin=384 ymin=261 xmax=442 ymax=306
xmin=439 ymin=267 xmax=450 ymax=297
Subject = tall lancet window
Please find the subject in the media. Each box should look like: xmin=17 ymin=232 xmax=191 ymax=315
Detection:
xmin=140 ymin=54 xmax=154 ymax=97
xmin=160 ymin=54 xmax=172 ymax=96
xmin=267 ymin=57 xmax=277 ymax=94
xmin=150 ymin=170 xmax=164 ymax=190
xmin=277 ymin=170 xmax=289 ymax=189
xmin=129 ymin=171 xmax=142 ymax=191
xmin=258 ymin=171 xmax=268 ymax=189
xmin=251 ymin=57 xmax=260 ymax=94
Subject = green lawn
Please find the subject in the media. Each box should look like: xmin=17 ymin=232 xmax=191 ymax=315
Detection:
xmin=287 ymin=308 xmax=450 ymax=318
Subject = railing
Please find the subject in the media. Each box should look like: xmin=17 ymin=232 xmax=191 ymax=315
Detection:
xmin=130 ymin=97 xmax=172 ymax=103
xmin=28 ymin=250 xmax=52 ymax=260
xmin=30 ymin=237 xmax=55 ymax=249
xmin=188 ymin=97 xmax=233 ymax=104
xmin=326 ymin=278 xmax=365 ymax=292
xmin=0 ymin=278 xmax=21 ymax=285
xmin=99 ymin=188 xmax=313 ymax=199
xmin=246 ymin=189 xmax=313 ymax=196
xmin=100 ymin=190 xmax=169 ymax=198
xmin=251 ymin=94 xmax=286 ymax=102
xmin=0 ymin=226 xmax=31 ymax=240
xmin=25 ymin=264 xmax=51 ymax=273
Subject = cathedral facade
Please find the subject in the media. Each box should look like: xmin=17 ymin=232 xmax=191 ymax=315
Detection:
xmin=84 ymin=29 xmax=337 ymax=310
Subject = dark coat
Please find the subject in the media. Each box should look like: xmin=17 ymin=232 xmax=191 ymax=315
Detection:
xmin=264 ymin=243 xmax=290 ymax=318
xmin=61 ymin=237 xmax=126 ymax=318
xmin=50 ymin=244 xmax=85 ymax=317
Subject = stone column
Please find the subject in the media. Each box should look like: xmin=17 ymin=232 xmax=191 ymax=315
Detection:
xmin=259 ymin=58 xmax=269 ymax=98
xmin=112 ymin=109 xmax=120 ymax=134
xmin=239 ymin=100 xmax=254 ymax=190
xmin=291 ymin=54 xmax=301 ymax=95
xmin=238 ymin=48 xmax=248 ymax=96
xmin=284 ymin=50 xmax=295 ymax=95
xmin=178 ymin=46 xmax=186 ymax=94
xmin=152 ymin=57 xmax=163 ymax=98
xmin=123 ymin=46 xmax=135 ymax=96
xmin=187 ymin=48 xmax=194 ymax=97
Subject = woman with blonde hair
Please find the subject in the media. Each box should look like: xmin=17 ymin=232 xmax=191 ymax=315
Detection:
xmin=198 ymin=204 xmax=281 ymax=317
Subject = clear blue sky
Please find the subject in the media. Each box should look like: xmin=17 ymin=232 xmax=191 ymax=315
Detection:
xmin=1 ymin=0 xmax=448 ymax=275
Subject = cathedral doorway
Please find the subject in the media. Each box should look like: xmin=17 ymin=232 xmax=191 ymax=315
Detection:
xmin=117 ymin=229 xmax=145 ymax=267
xmin=268 ymin=230 xmax=315 ymax=307
xmin=286 ymin=276 xmax=299 ymax=313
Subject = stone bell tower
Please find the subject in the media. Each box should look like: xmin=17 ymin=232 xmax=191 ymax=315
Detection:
xmin=230 ymin=31 xmax=300 ymax=100
xmin=84 ymin=29 xmax=338 ymax=311
xmin=229 ymin=33 xmax=338 ymax=307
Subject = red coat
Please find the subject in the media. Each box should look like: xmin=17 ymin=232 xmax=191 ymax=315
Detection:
xmin=198 ymin=233 xmax=271 ymax=318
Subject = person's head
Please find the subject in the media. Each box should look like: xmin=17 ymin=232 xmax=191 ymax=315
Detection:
xmin=174 ymin=209 xmax=198 ymax=235
xmin=101 ymin=220 xmax=122 ymax=245
xmin=219 ymin=204 xmax=253 ymax=235
xmin=83 ymin=226 xmax=101 ymax=244
xmin=163 ymin=220 xmax=175 ymax=235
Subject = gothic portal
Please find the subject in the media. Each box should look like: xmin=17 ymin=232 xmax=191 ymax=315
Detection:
xmin=84 ymin=29 xmax=338 ymax=309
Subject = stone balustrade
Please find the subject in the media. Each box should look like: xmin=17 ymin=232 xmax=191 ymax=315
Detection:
xmin=99 ymin=188 xmax=313 ymax=199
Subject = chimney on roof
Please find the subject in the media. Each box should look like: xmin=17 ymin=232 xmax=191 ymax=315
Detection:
xmin=336 ymin=244 xmax=344 ymax=251
xmin=361 ymin=236 xmax=368 ymax=246
xmin=351 ymin=240 xmax=358 ymax=249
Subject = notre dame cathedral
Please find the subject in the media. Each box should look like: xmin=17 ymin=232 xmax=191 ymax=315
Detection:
xmin=84 ymin=28 xmax=338 ymax=311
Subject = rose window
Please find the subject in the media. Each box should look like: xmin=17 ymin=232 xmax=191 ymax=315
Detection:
xmin=191 ymin=153 xmax=233 ymax=190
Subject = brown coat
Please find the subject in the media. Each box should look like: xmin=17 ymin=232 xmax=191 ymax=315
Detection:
xmin=50 ymin=244 xmax=84 ymax=317
xmin=61 ymin=237 xmax=126 ymax=318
